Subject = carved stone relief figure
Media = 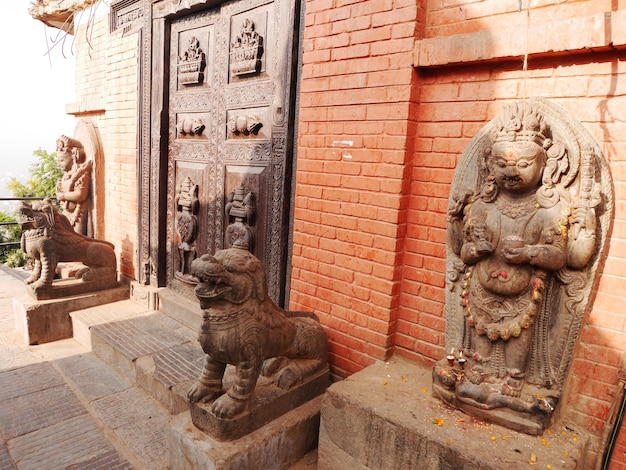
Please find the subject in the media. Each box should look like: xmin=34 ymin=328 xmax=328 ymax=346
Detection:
xmin=225 ymin=183 xmax=256 ymax=251
xmin=433 ymin=99 xmax=613 ymax=434
xmin=56 ymin=135 xmax=92 ymax=236
xmin=229 ymin=18 xmax=263 ymax=76
xmin=175 ymin=176 xmax=200 ymax=283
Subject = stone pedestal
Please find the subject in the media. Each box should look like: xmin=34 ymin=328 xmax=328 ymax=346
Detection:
xmin=318 ymin=356 xmax=588 ymax=470
xmin=167 ymin=395 xmax=323 ymax=470
xmin=13 ymin=285 xmax=129 ymax=345
xmin=190 ymin=366 xmax=329 ymax=441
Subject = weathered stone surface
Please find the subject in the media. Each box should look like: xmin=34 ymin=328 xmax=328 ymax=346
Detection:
xmin=16 ymin=200 xmax=118 ymax=300
xmin=70 ymin=299 xmax=153 ymax=349
xmin=0 ymin=384 xmax=86 ymax=438
xmin=168 ymin=395 xmax=323 ymax=470
xmin=55 ymin=134 xmax=92 ymax=236
xmin=187 ymin=247 xmax=329 ymax=437
xmin=158 ymin=288 xmax=203 ymax=332
xmin=9 ymin=414 xmax=131 ymax=470
xmin=436 ymin=98 xmax=613 ymax=433
xmin=190 ymin=366 xmax=329 ymax=441
xmin=318 ymin=356 xmax=586 ymax=470
xmin=91 ymin=388 xmax=169 ymax=469
xmin=136 ymin=342 xmax=205 ymax=414
xmin=90 ymin=312 xmax=194 ymax=382
xmin=12 ymin=285 xmax=129 ymax=345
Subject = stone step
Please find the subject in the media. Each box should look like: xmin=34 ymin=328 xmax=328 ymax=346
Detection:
xmin=72 ymin=302 xmax=203 ymax=414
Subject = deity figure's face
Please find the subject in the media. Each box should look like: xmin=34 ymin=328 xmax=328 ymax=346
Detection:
xmin=490 ymin=141 xmax=545 ymax=195
xmin=57 ymin=149 xmax=73 ymax=172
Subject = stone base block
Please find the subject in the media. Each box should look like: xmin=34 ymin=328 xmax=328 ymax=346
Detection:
xmin=168 ymin=394 xmax=323 ymax=470
xmin=190 ymin=366 xmax=330 ymax=441
xmin=318 ymin=356 xmax=588 ymax=470
xmin=13 ymin=285 xmax=129 ymax=345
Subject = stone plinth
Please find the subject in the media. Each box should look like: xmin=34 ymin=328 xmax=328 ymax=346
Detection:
xmin=318 ymin=356 xmax=587 ymax=470
xmin=13 ymin=285 xmax=129 ymax=345
xmin=190 ymin=366 xmax=329 ymax=441
xmin=168 ymin=395 xmax=323 ymax=470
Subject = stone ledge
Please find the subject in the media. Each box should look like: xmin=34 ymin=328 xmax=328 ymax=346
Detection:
xmin=13 ymin=285 xmax=129 ymax=345
xmin=414 ymin=11 xmax=625 ymax=67
xmin=318 ymin=355 xmax=587 ymax=470
xmin=168 ymin=395 xmax=323 ymax=470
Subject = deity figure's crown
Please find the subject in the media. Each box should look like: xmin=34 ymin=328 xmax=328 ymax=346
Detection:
xmin=493 ymin=103 xmax=550 ymax=148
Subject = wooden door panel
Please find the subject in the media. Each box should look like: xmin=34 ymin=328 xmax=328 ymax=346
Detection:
xmin=165 ymin=0 xmax=297 ymax=303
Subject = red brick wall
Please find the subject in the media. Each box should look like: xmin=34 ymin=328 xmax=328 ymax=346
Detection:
xmin=293 ymin=0 xmax=626 ymax=466
xmin=290 ymin=0 xmax=423 ymax=378
xmin=73 ymin=10 xmax=140 ymax=280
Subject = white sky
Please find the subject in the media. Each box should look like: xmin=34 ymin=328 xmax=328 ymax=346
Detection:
xmin=0 ymin=2 xmax=76 ymax=186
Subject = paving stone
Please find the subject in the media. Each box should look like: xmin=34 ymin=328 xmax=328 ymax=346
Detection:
xmin=115 ymin=418 xmax=168 ymax=469
xmin=62 ymin=357 xmax=131 ymax=403
xmin=91 ymin=387 xmax=169 ymax=430
xmin=91 ymin=388 xmax=169 ymax=469
xmin=9 ymin=414 xmax=131 ymax=470
xmin=0 ymin=441 xmax=16 ymax=470
xmin=0 ymin=384 xmax=87 ymax=439
xmin=0 ymin=362 xmax=64 ymax=401
xmin=70 ymin=300 xmax=154 ymax=349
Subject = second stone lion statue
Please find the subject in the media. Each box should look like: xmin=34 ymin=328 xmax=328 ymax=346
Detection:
xmin=17 ymin=199 xmax=117 ymax=297
xmin=187 ymin=245 xmax=328 ymax=419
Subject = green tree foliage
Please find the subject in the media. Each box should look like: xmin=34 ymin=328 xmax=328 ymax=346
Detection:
xmin=1 ymin=148 xmax=61 ymax=265
xmin=7 ymin=148 xmax=61 ymax=198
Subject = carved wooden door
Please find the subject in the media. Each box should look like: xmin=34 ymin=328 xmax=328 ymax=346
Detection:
xmin=165 ymin=0 xmax=298 ymax=304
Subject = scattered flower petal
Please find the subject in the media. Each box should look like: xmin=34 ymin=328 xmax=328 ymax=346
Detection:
xmin=401 ymin=376 xmax=407 ymax=382
xmin=422 ymin=387 xmax=428 ymax=393
xmin=541 ymin=437 xmax=549 ymax=447
xmin=382 ymin=381 xmax=388 ymax=385
xmin=433 ymin=418 xmax=445 ymax=426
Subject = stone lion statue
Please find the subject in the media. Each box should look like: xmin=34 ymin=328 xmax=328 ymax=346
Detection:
xmin=187 ymin=245 xmax=328 ymax=419
xmin=17 ymin=199 xmax=117 ymax=296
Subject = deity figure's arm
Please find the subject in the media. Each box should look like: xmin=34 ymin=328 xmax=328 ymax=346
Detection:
xmin=58 ymin=166 xmax=91 ymax=204
xmin=447 ymin=189 xmax=475 ymax=256
xmin=460 ymin=221 xmax=494 ymax=265
xmin=567 ymin=205 xmax=597 ymax=269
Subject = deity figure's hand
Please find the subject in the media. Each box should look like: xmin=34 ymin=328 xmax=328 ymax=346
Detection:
xmin=568 ymin=205 xmax=597 ymax=269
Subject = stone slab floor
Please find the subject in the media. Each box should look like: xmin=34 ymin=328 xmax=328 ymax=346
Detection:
xmin=0 ymin=265 xmax=170 ymax=469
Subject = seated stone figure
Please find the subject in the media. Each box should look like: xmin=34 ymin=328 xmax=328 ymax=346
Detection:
xmin=434 ymin=99 xmax=611 ymax=434
xmin=17 ymin=199 xmax=117 ymax=299
xmin=56 ymin=135 xmax=92 ymax=236
xmin=187 ymin=243 xmax=328 ymax=421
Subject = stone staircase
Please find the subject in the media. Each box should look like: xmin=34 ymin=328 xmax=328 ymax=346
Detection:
xmin=68 ymin=286 xmax=320 ymax=469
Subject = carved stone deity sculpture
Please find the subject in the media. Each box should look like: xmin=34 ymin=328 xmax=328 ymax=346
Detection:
xmin=433 ymin=99 xmax=613 ymax=434
xmin=56 ymin=135 xmax=92 ymax=236
xmin=187 ymin=244 xmax=328 ymax=438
